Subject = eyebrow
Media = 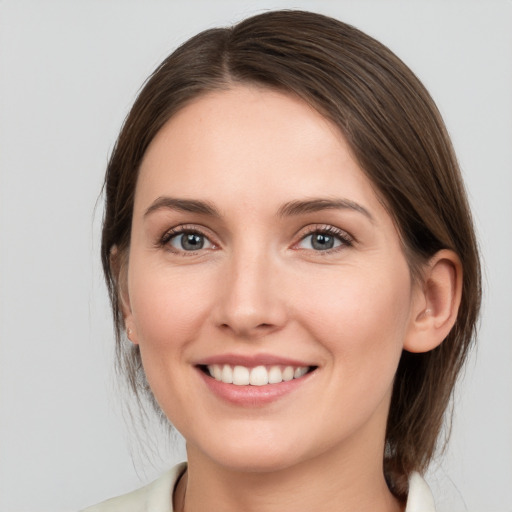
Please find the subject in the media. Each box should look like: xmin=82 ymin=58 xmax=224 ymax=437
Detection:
xmin=144 ymin=197 xmax=221 ymax=218
xmin=277 ymin=198 xmax=373 ymax=220
xmin=144 ymin=196 xmax=373 ymax=221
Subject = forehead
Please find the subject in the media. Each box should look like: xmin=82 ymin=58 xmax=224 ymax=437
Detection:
xmin=135 ymin=85 xmax=382 ymax=217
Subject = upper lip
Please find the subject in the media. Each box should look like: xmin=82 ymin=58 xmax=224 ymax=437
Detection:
xmin=195 ymin=353 xmax=315 ymax=368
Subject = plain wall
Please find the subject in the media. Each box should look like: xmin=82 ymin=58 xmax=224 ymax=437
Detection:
xmin=1 ymin=1 xmax=511 ymax=511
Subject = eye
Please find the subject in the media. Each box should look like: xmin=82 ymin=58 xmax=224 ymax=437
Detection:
xmin=296 ymin=227 xmax=352 ymax=252
xmin=164 ymin=229 xmax=214 ymax=253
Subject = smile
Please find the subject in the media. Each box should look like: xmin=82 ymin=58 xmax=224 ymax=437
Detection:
xmin=206 ymin=364 xmax=311 ymax=386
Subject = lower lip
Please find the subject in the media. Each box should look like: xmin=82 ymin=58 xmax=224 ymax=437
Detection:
xmin=197 ymin=368 xmax=314 ymax=406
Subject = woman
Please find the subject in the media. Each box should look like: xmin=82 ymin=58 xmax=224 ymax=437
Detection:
xmin=85 ymin=10 xmax=480 ymax=512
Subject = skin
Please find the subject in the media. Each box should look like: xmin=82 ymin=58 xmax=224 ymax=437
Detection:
xmin=121 ymin=86 xmax=462 ymax=512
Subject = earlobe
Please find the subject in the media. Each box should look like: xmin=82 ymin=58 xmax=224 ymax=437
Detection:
xmin=110 ymin=245 xmax=139 ymax=345
xmin=126 ymin=325 xmax=139 ymax=344
xmin=121 ymin=299 xmax=139 ymax=345
xmin=404 ymin=249 xmax=463 ymax=353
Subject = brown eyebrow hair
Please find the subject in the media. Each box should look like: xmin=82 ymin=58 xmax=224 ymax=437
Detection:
xmin=277 ymin=198 xmax=373 ymax=220
xmin=144 ymin=196 xmax=373 ymax=221
xmin=144 ymin=197 xmax=221 ymax=218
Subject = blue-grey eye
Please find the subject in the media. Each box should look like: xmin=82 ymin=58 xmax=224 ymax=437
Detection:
xmin=298 ymin=232 xmax=343 ymax=251
xmin=170 ymin=232 xmax=212 ymax=251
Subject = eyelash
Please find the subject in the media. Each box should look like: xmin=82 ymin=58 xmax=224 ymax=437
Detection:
xmin=158 ymin=225 xmax=216 ymax=256
xmin=294 ymin=225 xmax=354 ymax=253
xmin=158 ymin=224 xmax=353 ymax=256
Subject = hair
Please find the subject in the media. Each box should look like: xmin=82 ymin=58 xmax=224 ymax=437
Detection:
xmin=101 ymin=9 xmax=481 ymax=500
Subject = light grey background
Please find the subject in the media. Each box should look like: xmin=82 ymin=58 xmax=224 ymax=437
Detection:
xmin=1 ymin=1 xmax=511 ymax=511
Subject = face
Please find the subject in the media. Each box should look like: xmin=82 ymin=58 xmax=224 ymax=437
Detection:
xmin=124 ymin=86 xmax=422 ymax=473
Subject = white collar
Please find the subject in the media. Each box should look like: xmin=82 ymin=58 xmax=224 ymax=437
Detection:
xmin=405 ymin=471 xmax=437 ymax=511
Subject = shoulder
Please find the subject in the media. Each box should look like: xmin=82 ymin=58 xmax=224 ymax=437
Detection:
xmin=81 ymin=462 xmax=187 ymax=512
xmin=405 ymin=472 xmax=436 ymax=512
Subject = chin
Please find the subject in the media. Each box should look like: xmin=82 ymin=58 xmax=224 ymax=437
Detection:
xmin=210 ymin=447 xmax=304 ymax=474
xmin=186 ymin=426 xmax=317 ymax=475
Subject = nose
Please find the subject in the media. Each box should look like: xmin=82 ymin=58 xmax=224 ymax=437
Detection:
xmin=213 ymin=248 xmax=287 ymax=340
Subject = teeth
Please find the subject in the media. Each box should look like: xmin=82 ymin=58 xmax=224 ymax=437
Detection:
xmin=268 ymin=365 xmax=283 ymax=384
xmin=233 ymin=365 xmax=250 ymax=385
xmin=207 ymin=364 xmax=310 ymax=386
xmin=294 ymin=367 xmax=308 ymax=378
xmin=282 ymin=366 xmax=294 ymax=381
xmin=221 ymin=364 xmax=233 ymax=384
xmin=212 ymin=364 xmax=222 ymax=381
xmin=249 ymin=366 xmax=268 ymax=386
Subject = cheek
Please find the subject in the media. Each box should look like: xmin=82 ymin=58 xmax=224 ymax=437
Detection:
xmin=128 ymin=260 xmax=217 ymax=352
xmin=295 ymin=260 xmax=412 ymax=375
xmin=127 ymin=260 xmax=220 ymax=415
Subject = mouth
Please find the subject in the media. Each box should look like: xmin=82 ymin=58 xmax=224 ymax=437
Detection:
xmin=198 ymin=364 xmax=317 ymax=386
xmin=194 ymin=354 xmax=318 ymax=405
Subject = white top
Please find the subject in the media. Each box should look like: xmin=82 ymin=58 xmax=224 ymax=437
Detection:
xmin=81 ymin=462 xmax=436 ymax=512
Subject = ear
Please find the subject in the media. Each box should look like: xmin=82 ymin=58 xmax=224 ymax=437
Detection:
xmin=110 ymin=245 xmax=139 ymax=345
xmin=404 ymin=249 xmax=463 ymax=353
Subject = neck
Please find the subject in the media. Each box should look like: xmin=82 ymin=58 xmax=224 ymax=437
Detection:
xmin=176 ymin=439 xmax=404 ymax=512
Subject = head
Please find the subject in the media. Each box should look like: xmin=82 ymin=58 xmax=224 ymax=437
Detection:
xmin=101 ymin=10 xmax=480 ymax=498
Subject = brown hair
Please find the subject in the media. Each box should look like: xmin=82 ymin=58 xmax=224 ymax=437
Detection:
xmin=101 ymin=10 xmax=481 ymax=499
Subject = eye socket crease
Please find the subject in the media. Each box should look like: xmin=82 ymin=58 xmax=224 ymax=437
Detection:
xmin=295 ymin=226 xmax=353 ymax=252
xmin=157 ymin=222 xmax=354 ymax=259
xmin=165 ymin=230 xmax=215 ymax=252
xmin=145 ymin=196 xmax=369 ymax=257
